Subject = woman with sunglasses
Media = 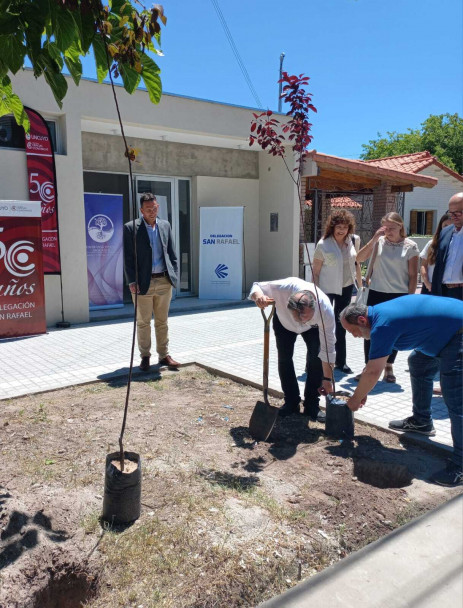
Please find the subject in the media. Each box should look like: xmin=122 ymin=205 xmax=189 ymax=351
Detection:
xmin=355 ymin=212 xmax=419 ymax=383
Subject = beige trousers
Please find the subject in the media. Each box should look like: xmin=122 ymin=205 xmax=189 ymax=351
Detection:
xmin=133 ymin=276 xmax=172 ymax=359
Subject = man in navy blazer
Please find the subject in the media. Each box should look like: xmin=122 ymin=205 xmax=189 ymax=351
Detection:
xmin=124 ymin=193 xmax=179 ymax=371
xmin=431 ymin=192 xmax=463 ymax=301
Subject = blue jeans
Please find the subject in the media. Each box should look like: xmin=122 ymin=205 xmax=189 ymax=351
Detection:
xmin=408 ymin=331 xmax=463 ymax=466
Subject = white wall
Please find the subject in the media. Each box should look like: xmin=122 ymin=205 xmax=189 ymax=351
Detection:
xmin=193 ymin=176 xmax=259 ymax=294
xmin=258 ymin=152 xmax=300 ymax=280
xmin=404 ymin=164 xmax=463 ymax=233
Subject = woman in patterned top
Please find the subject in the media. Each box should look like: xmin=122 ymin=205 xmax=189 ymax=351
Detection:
xmin=312 ymin=210 xmax=362 ymax=374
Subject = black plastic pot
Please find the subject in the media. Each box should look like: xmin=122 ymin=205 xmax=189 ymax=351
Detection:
xmin=325 ymin=391 xmax=354 ymax=440
xmin=102 ymin=451 xmax=141 ymax=525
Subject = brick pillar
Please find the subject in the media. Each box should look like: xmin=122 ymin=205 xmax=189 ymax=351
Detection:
xmin=372 ymin=182 xmax=397 ymax=228
xmin=299 ymin=177 xmax=308 ymax=244
xmin=299 ymin=178 xmax=309 ymax=278
xmin=320 ymin=192 xmax=332 ymax=236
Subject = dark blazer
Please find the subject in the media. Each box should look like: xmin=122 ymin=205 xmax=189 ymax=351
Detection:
xmin=431 ymin=224 xmax=455 ymax=296
xmin=123 ymin=217 xmax=178 ymax=294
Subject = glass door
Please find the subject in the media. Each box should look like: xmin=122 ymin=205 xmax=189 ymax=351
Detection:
xmin=135 ymin=176 xmax=191 ymax=295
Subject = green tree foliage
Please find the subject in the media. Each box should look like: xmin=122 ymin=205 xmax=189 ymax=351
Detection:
xmin=0 ymin=0 xmax=166 ymax=131
xmin=360 ymin=113 xmax=463 ymax=174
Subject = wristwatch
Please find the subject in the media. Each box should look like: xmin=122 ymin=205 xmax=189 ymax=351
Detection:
xmin=323 ymin=376 xmax=332 ymax=382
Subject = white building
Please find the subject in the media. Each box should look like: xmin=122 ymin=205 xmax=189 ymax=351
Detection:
xmin=0 ymin=71 xmax=440 ymax=326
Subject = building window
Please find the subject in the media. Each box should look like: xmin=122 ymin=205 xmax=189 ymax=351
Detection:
xmin=410 ymin=209 xmax=435 ymax=235
xmin=0 ymin=114 xmax=58 ymax=152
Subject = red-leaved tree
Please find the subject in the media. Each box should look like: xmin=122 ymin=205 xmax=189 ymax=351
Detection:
xmin=250 ymin=72 xmax=316 ymax=190
xmin=250 ymin=73 xmax=336 ymax=387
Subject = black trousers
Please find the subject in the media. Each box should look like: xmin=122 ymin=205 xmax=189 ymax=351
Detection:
xmin=273 ymin=312 xmax=322 ymax=416
xmin=327 ymin=284 xmax=354 ymax=368
xmin=442 ymin=284 xmax=463 ymax=301
xmin=364 ymin=289 xmax=405 ymax=365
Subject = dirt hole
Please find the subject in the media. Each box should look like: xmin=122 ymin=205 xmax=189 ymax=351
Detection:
xmin=32 ymin=564 xmax=99 ymax=608
xmin=353 ymin=458 xmax=413 ymax=489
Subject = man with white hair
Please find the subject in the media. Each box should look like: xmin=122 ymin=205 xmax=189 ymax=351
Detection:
xmin=432 ymin=192 xmax=463 ymax=300
xmin=249 ymin=277 xmax=336 ymax=421
xmin=340 ymin=295 xmax=463 ymax=487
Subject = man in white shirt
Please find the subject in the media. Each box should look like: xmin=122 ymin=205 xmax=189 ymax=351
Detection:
xmin=431 ymin=192 xmax=463 ymax=300
xmin=249 ymin=277 xmax=336 ymax=421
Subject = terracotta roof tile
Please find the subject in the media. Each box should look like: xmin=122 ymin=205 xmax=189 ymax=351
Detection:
xmin=364 ymin=151 xmax=434 ymax=173
xmin=305 ymin=196 xmax=362 ymax=209
xmin=365 ymin=151 xmax=463 ymax=182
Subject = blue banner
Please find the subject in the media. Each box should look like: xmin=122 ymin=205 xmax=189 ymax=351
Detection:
xmin=84 ymin=193 xmax=124 ymax=310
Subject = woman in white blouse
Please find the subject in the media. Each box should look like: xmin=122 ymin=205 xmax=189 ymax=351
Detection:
xmin=312 ymin=210 xmax=362 ymax=374
xmin=356 ymin=212 xmax=419 ymax=383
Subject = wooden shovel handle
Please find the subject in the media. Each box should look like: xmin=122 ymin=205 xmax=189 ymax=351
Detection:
xmin=261 ymin=302 xmax=275 ymax=401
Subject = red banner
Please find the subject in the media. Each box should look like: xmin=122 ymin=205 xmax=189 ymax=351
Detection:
xmin=0 ymin=201 xmax=46 ymax=338
xmin=24 ymin=108 xmax=61 ymax=274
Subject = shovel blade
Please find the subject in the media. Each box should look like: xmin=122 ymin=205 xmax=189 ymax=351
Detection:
xmin=249 ymin=400 xmax=279 ymax=441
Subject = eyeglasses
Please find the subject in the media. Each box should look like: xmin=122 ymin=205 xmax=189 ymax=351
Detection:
xmin=447 ymin=210 xmax=462 ymax=218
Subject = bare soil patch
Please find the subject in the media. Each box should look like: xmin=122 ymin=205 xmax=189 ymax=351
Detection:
xmin=1 ymin=366 xmax=461 ymax=607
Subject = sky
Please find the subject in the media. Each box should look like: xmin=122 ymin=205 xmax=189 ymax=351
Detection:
xmin=80 ymin=0 xmax=463 ymax=159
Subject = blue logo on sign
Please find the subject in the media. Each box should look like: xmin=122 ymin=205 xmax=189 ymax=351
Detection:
xmin=215 ymin=263 xmax=228 ymax=278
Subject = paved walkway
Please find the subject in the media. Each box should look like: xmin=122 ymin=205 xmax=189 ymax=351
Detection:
xmin=0 ymin=299 xmax=452 ymax=454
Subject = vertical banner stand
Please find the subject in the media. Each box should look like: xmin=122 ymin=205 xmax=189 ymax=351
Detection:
xmin=199 ymin=206 xmax=244 ymax=300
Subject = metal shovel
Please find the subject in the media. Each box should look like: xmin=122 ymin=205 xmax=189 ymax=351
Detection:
xmin=249 ymin=302 xmax=279 ymax=441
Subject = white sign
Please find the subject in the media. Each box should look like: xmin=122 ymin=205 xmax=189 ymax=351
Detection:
xmin=303 ymin=242 xmax=316 ymax=282
xmin=0 ymin=200 xmax=42 ymax=217
xmin=199 ymin=207 xmax=244 ymax=300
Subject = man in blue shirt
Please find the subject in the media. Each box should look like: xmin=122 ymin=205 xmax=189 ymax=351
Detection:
xmin=340 ymin=295 xmax=463 ymax=487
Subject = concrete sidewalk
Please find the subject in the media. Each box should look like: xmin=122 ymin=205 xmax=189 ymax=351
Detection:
xmin=0 ymin=299 xmax=453 ymax=455
xmin=259 ymin=493 xmax=463 ymax=608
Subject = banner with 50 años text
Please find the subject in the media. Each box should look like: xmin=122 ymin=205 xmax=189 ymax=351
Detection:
xmin=24 ymin=107 xmax=61 ymax=274
xmin=0 ymin=201 xmax=46 ymax=338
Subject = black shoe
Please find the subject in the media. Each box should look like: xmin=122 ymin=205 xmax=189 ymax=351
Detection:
xmin=431 ymin=461 xmax=463 ymax=487
xmin=388 ymin=416 xmax=436 ymax=436
xmin=335 ymin=364 xmax=353 ymax=374
xmin=139 ymin=356 xmax=150 ymax=372
xmin=307 ymin=410 xmax=326 ymax=423
xmin=279 ymin=403 xmax=300 ymax=417
xmin=303 ymin=403 xmax=325 ymax=422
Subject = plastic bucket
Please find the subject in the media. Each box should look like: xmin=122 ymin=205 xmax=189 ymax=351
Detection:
xmin=325 ymin=391 xmax=354 ymax=440
xmin=102 ymin=451 xmax=141 ymax=525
